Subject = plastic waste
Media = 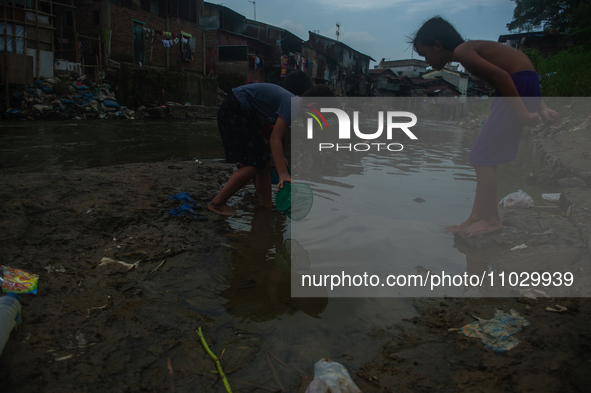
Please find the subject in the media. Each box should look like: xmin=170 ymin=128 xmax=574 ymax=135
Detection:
xmin=0 ymin=293 xmax=22 ymax=355
xmin=305 ymin=358 xmax=361 ymax=393
xmin=499 ymin=189 xmax=534 ymax=208
xmin=452 ymin=308 xmax=529 ymax=352
xmin=0 ymin=265 xmax=39 ymax=294
xmin=542 ymin=193 xmax=561 ymax=203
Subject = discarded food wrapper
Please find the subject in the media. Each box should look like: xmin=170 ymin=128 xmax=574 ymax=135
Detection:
xmin=0 ymin=265 xmax=39 ymax=294
xmin=499 ymin=189 xmax=534 ymax=208
xmin=451 ymin=308 xmax=529 ymax=352
xmin=305 ymin=358 xmax=361 ymax=393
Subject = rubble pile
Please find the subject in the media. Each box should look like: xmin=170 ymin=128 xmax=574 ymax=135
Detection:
xmin=2 ymin=74 xmax=135 ymax=120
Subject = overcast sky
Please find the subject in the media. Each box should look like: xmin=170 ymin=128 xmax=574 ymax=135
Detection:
xmin=212 ymin=0 xmax=518 ymax=67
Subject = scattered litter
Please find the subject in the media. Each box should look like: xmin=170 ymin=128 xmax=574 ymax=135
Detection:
xmin=511 ymin=244 xmax=528 ymax=251
xmin=305 ymin=358 xmax=361 ymax=393
xmin=2 ymin=76 xmax=134 ymax=120
xmin=413 ymin=197 xmax=426 ymax=203
xmin=546 ymin=304 xmax=568 ymax=313
xmin=54 ymin=354 xmax=73 ymax=362
xmin=542 ymin=193 xmax=561 ymax=203
xmin=98 ymin=257 xmax=138 ymax=275
xmin=450 ymin=308 xmax=529 ymax=352
xmin=167 ymin=204 xmax=207 ymax=221
xmin=166 ymin=192 xmax=201 ymax=209
xmin=499 ymin=189 xmax=534 ymax=208
xmin=0 ymin=265 xmax=39 ymax=294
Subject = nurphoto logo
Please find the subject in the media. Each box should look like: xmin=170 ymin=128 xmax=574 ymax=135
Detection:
xmin=304 ymin=108 xmax=418 ymax=152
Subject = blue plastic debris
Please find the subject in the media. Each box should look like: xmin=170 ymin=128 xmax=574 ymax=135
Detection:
xmin=452 ymin=308 xmax=529 ymax=352
xmin=102 ymin=99 xmax=120 ymax=109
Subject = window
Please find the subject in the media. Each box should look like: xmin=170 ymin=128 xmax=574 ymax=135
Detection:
xmin=93 ymin=10 xmax=100 ymax=25
xmin=0 ymin=24 xmax=25 ymax=54
xmin=219 ymin=46 xmax=247 ymax=61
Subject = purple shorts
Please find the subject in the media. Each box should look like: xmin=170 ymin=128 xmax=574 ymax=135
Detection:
xmin=468 ymin=70 xmax=542 ymax=167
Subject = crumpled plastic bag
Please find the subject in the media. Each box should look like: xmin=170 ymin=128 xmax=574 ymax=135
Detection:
xmin=452 ymin=308 xmax=529 ymax=352
xmin=305 ymin=358 xmax=361 ymax=393
xmin=499 ymin=189 xmax=534 ymax=208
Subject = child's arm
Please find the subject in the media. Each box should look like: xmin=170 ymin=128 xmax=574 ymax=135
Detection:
xmin=454 ymin=45 xmax=541 ymax=126
xmin=269 ymin=116 xmax=291 ymax=190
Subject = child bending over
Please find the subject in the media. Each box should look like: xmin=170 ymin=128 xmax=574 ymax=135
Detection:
xmin=208 ymin=80 xmax=334 ymax=216
xmin=412 ymin=16 xmax=557 ymax=237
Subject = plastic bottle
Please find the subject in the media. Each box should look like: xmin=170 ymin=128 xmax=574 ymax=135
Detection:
xmin=0 ymin=293 xmax=21 ymax=355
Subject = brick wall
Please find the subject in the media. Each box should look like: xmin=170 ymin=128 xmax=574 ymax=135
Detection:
xmin=89 ymin=2 xmax=216 ymax=72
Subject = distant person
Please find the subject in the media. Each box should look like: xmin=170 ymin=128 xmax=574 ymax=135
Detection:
xmin=208 ymin=81 xmax=334 ymax=216
xmin=411 ymin=16 xmax=557 ymax=237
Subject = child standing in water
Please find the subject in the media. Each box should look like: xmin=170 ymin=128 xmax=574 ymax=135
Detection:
xmin=208 ymin=77 xmax=333 ymax=216
xmin=412 ymin=16 xmax=557 ymax=237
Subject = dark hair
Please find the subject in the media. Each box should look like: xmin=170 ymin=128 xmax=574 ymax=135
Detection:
xmin=301 ymin=84 xmax=335 ymax=97
xmin=281 ymin=70 xmax=314 ymax=96
xmin=412 ymin=16 xmax=464 ymax=53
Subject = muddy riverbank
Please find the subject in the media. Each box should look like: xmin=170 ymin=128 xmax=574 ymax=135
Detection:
xmin=0 ymin=111 xmax=590 ymax=392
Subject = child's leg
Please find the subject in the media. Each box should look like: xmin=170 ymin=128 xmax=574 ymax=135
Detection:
xmin=459 ymin=165 xmax=503 ymax=237
xmin=445 ymin=171 xmax=484 ymax=233
xmin=254 ymin=161 xmax=272 ymax=209
xmin=208 ymin=165 xmax=259 ymax=216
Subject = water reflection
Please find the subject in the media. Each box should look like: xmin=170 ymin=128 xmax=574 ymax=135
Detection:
xmin=222 ymin=208 xmax=328 ymax=321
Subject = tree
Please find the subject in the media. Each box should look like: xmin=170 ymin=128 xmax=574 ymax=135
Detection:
xmin=507 ymin=0 xmax=590 ymax=33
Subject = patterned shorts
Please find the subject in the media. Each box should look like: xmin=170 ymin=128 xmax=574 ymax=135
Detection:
xmin=217 ymin=91 xmax=270 ymax=169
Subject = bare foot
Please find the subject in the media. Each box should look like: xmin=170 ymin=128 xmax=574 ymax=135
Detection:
xmin=458 ymin=220 xmax=503 ymax=237
xmin=207 ymin=202 xmax=237 ymax=216
xmin=445 ymin=217 xmax=479 ymax=234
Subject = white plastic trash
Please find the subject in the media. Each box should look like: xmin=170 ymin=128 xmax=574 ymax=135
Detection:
xmin=499 ymin=189 xmax=534 ymax=208
xmin=542 ymin=193 xmax=561 ymax=203
xmin=305 ymin=358 xmax=361 ymax=393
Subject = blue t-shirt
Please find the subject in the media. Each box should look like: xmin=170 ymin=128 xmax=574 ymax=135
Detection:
xmin=232 ymin=83 xmax=300 ymax=126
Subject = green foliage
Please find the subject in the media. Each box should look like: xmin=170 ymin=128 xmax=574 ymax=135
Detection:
xmin=522 ymin=47 xmax=542 ymax=70
xmin=531 ymin=47 xmax=591 ymax=96
xmin=569 ymin=3 xmax=591 ymax=48
xmin=507 ymin=0 xmax=590 ymax=33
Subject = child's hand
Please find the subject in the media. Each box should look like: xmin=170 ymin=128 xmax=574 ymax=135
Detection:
xmin=539 ymin=107 xmax=558 ymax=122
xmin=522 ymin=112 xmax=542 ymax=127
xmin=277 ymin=175 xmax=292 ymax=191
